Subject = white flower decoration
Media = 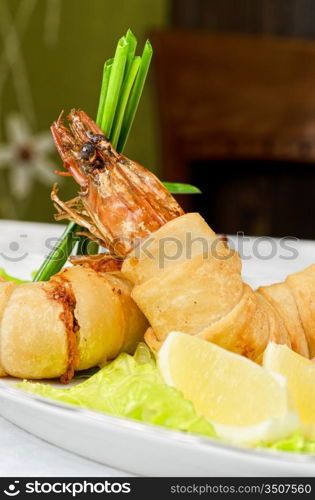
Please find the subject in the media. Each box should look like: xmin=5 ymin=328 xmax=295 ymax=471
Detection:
xmin=0 ymin=114 xmax=57 ymax=200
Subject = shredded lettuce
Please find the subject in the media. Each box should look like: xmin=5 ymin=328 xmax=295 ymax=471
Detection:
xmin=0 ymin=268 xmax=27 ymax=284
xmin=19 ymin=344 xmax=216 ymax=438
xmin=0 ymin=268 xmax=38 ymax=283
xmin=262 ymin=431 xmax=315 ymax=454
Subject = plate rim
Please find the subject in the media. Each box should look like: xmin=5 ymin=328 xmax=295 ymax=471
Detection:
xmin=1 ymin=381 xmax=314 ymax=467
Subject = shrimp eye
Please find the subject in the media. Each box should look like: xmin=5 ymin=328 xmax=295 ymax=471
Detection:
xmin=81 ymin=142 xmax=95 ymax=160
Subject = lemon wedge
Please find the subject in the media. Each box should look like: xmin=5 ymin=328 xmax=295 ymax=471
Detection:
xmin=158 ymin=332 xmax=298 ymax=445
xmin=264 ymin=342 xmax=315 ymax=439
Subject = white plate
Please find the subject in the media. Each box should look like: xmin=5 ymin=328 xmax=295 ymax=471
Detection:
xmin=0 ymin=222 xmax=315 ymax=476
xmin=1 ymin=383 xmax=315 ymax=477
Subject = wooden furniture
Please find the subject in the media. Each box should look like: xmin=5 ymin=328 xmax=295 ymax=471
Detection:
xmin=171 ymin=0 xmax=315 ymax=38
xmin=151 ymin=30 xmax=315 ymax=236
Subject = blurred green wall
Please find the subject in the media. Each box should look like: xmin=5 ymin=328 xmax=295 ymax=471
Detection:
xmin=0 ymin=0 xmax=169 ymax=222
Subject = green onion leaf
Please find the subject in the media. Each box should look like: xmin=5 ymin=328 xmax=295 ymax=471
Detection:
xmin=96 ymin=58 xmax=113 ymax=127
xmin=163 ymin=182 xmax=201 ymax=194
xmin=111 ymin=56 xmax=141 ymax=149
xmin=117 ymin=40 xmax=153 ymax=152
xmin=77 ymin=236 xmax=99 ymax=256
xmin=125 ymin=29 xmax=137 ymax=77
xmin=33 ymin=222 xmax=79 ymax=282
xmin=101 ymin=36 xmax=129 ymax=137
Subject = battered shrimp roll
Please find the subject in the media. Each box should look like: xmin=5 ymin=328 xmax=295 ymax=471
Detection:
xmin=259 ymin=264 xmax=315 ymax=358
xmin=122 ymin=213 xmax=292 ymax=362
xmin=122 ymin=213 xmax=219 ymax=284
xmin=258 ymin=282 xmax=310 ymax=358
xmin=0 ymin=266 xmax=148 ymax=382
xmin=0 ymin=282 xmax=69 ymax=380
xmin=0 ymin=281 xmax=17 ymax=376
xmin=61 ymin=266 xmax=148 ymax=370
xmin=60 ymin=266 xmax=124 ymax=372
xmin=286 ymin=264 xmax=315 ymax=357
xmin=132 ymin=251 xmax=243 ymax=341
xmin=104 ymin=272 xmax=148 ymax=353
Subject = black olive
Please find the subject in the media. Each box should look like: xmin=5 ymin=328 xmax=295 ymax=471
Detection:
xmin=80 ymin=141 xmax=95 ymax=160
